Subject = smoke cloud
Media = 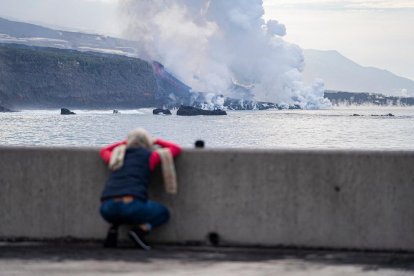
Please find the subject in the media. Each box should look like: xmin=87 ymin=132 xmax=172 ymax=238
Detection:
xmin=119 ymin=0 xmax=331 ymax=108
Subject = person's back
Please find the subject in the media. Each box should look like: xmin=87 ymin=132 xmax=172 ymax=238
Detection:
xmin=102 ymin=148 xmax=151 ymax=201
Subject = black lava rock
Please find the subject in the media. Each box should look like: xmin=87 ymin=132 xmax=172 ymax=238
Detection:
xmin=371 ymin=113 xmax=395 ymax=117
xmin=177 ymin=106 xmax=227 ymax=116
xmin=61 ymin=108 xmax=76 ymax=115
xmin=153 ymin=108 xmax=172 ymax=115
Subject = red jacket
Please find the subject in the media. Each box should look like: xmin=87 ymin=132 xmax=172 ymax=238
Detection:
xmin=100 ymin=139 xmax=182 ymax=171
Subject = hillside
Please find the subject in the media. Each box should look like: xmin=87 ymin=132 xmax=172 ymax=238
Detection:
xmin=0 ymin=43 xmax=191 ymax=109
xmin=303 ymin=49 xmax=414 ymax=97
xmin=0 ymin=17 xmax=137 ymax=56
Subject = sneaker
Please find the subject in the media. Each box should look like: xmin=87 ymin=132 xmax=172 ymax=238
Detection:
xmin=104 ymin=225 xmax=118 ymax=248
xmin=128 ymin=228 xmax=151 ymax=250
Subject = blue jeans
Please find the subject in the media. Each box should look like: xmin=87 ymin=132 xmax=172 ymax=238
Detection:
xmin=100 ymin=199 xmax=170 ymax=228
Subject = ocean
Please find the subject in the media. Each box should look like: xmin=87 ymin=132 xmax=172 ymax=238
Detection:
xmin=1 ymin=106 xmax=414 ymax=150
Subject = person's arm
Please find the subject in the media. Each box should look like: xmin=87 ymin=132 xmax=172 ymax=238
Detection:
xmin=149 ymin=139 xmax=182 ymax=171
xmin=99 ymin=140 xmax=127 ymax=164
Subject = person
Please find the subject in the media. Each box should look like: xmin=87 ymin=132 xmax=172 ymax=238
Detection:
xmin=99 ymin=128 xmax=181 ymax=250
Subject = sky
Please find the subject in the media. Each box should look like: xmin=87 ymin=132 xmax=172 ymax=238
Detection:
xmin=0 ymin=0 xmax=413 ymax=80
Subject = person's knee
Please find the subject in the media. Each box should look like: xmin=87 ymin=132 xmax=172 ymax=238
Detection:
xmin=147 ymin=201 xmax=170 ymax=228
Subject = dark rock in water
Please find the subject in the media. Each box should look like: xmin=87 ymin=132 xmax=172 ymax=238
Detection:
xmin=113 ymin=110 xmax=119 ymax=114
xmin=61 ymin=108 xmax=76 ymax=115
xmin=371 ymin=113 xmax=395 ymax=117
xmin=0 ymin=105 xmax=13 ymax=112
xmin=153 ymin=108 xmax=172 ymax=115
xmin=177 ymin=106 xmax=227 ymax=116
xmin=352 ymin=114 xmax=362 ymax=116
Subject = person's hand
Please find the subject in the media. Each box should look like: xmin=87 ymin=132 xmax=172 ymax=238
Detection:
xmin=152 ymin=138 xmax=162 ymax=149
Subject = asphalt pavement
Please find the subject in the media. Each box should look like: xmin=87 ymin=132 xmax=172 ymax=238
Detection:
xmin=1 ymin=243 xmax=414 ymax=275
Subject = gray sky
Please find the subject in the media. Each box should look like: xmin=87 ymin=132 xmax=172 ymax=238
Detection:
xmin=263 ymin=0 xmax=414 ymax=81
xmin=0 ymin=0 xmax=413 ymax=80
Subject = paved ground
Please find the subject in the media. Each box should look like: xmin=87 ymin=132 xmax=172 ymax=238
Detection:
xmin=1 ymin=243 xmax=414 ymax=275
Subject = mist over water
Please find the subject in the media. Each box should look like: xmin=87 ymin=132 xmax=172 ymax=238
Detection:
xmin=119 ymin=0 xmax=331 ymax=109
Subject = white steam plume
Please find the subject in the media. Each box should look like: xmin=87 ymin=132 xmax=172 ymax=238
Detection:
xmin=119 ymin=0 xmax=331 ymax=109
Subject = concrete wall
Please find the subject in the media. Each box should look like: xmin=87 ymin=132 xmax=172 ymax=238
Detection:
xmin=1 ymin=146 xmax=414 ymax=251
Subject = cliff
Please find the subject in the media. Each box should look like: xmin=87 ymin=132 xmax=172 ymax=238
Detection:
xmin=0 ymin=43 xmax=191 ymax=109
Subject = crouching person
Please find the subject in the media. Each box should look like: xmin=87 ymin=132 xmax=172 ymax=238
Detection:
xmin=99 ymin=128 xmax=181 ymax=250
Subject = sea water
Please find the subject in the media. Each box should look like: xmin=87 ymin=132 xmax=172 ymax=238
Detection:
xmin=1 ymin=107 xmax=413 ymax=150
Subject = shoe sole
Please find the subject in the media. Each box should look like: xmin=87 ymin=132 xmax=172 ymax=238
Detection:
xmin=128 ymin=231 xmax=151 ymax=251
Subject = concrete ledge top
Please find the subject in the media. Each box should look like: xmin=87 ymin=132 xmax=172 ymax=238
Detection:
xmin=1 ymin=145 xmax=414 ymax=155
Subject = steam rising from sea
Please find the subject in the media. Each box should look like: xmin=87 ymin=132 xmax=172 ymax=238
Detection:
xmin=119 ymin=0 xmax=332 ymax=109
